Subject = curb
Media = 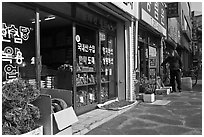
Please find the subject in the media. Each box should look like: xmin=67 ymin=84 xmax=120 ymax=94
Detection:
xmin=72 ymin=101 xmax=141 ymax=135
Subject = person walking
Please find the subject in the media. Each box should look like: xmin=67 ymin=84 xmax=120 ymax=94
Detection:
xmin=161 ymin=49 xmax=183 ymax=92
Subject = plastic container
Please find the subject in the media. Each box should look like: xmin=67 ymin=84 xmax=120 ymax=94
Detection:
xmin=181 ymin=77 xmax=192 ymax=91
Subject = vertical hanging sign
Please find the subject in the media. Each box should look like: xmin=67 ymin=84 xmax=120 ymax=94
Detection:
xmin=167 ymin=2 xmax=179 ymax=18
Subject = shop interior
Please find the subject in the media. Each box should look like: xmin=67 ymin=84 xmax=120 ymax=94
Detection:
xmin=2 ymin=3 xmax=116 ymax=111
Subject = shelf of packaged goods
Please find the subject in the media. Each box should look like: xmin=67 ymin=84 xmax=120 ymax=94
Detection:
xmin=76 ymin=83 xmax=96 ymax=87
xmin=76 ymin=71 xmax=95 ymax=73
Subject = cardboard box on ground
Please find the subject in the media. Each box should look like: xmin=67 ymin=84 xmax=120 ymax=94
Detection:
xmin=32 ymin=88 xmax=78 ymax=135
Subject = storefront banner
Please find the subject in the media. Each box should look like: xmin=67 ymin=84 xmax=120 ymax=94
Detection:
xmin=142 ymin=9 xmax=166 ymax=36
xmin=112 ymin=2 xmax=138 ymax=18
xmin=140 ymin=2 xmax=167 ymax=36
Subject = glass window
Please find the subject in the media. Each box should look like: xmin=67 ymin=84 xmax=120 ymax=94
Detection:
xmin=100 ymin=32 xmax=116 ymax=102
xmin=2 ymin=3 xmax=36 ymax=82
xmin=39 ymin=10 xmax=73 ymax=89
xmin=75 ymin=25 xmax=98 ymax=107
xmin=36 ymin=2 xmax=71 ymax=17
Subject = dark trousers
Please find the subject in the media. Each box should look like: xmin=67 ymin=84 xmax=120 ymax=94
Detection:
xmin=170 ymin=69 xmax=182 ymax=92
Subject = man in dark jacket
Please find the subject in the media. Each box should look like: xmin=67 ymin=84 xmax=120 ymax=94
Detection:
xmin=161 ymin=49 xmax=183 ymax=92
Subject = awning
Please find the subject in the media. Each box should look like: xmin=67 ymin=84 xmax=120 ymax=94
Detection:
xmin=164 ymin=39 xmax=177 ymax=50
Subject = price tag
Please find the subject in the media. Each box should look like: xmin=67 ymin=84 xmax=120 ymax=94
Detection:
xmin=109 ymin=69 xmax=112 ymax=76
xmin=79 ymin=96 xmax=84 ymax=103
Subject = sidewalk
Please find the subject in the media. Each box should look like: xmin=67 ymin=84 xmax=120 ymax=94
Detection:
xmin=86 ymin=82 xmax=202 ymax=135
xmin=72 ymin=80 xmax=202 ymax=135
xmin=72 ymin=101 xmax=140 ymax=135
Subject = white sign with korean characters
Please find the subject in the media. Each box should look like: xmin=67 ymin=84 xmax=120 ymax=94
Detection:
xmin=112 ymin=2 xmax=138 ymax=18
xmin=142 ymin=9 xmax=166 ymax=36
xmin=140 ymin=2 xmax=167 ymax=36
xmin=2 ymin=23 xmax=29 ymax=80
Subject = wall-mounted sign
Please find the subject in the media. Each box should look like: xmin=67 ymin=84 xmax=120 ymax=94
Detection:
xmin=168 ymin=18 xmax=179 ymax=43
xmin=76 ymin=7 xmax=116 ymax=32
xmin=149 ymin=57 xmax=157 ymax=68
xmin=140 ymin=2 xmax=167 ymax=36
xmin=149 ymin=46 xmax=157 ymax=57
xmin=167 ymin=2 xmax=179 ymax=18
xmin=112 ymin=2 xmax=138 ymax=18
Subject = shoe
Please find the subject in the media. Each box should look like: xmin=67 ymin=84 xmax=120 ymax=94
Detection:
xmin=179 ymin=90 xmax=181 ymax=92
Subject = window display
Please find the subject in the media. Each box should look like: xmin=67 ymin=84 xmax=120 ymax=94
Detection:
xmin=2 ymin=3 xmax=36 ymax=82
xmin=40 ymin=10 xmax=73 ymax=90
xmin=2 ymin=2 xmax=118 ymax=117
xmin=100 ymin=32 xmax=116 ymax=102
xmin=75 ymin=25 xmax=98 ymax=108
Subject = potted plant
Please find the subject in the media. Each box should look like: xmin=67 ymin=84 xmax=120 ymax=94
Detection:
xmin=139 ymin=76 xmax=155 ymax=103
xmin=2 ymin=78 xmax=41 ymax=135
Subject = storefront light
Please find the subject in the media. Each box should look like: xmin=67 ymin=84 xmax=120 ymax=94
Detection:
xmin=31 ymin=19 xmax=41 ymax=24
xmin=44 ymin=15 xmax=55 ymax=21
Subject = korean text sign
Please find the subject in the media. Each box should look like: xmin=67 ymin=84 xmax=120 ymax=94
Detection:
xmin=140 ymin=2 xmax=167 ymax=36
xmin=2 ymin=23 xmax=30 ymax=80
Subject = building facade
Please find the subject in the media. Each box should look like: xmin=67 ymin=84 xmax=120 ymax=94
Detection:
xmin=179 ymin=2 xmax=192 ymax=71
xmin=110 ymin=2 xmax=139 ymax=101
xmin=191 ymin=12 xmax=202 ymax=68
xmin=2 ymin=2 xmax=139 ymax=118
xmin=137 ymin=2 xmax=167 ymax=87
xmin=166 ymin=2 xmax=192 ymax=71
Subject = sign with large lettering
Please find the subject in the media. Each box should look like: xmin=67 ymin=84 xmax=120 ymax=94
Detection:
xmin=2 ymin=23 xmax=29 ymax=80
xmin=140 ymin=2 xmax=167 ymax=36
xmin=167 ymin=2 xmax=179 ymax=18
xmin=76 ymin=6 xmax=116 ymax=32
xmin=168 ymin=18 xmax=179 ymax=44
xmin=112 ymin=2 xmax=138 ymax=18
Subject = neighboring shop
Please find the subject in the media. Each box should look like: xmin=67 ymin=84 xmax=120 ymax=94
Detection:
xmin=138 ymin=2 xmax=167 ymax=83
xmin=110 ymin=2 xmax=139 ymax=101
xmin=2 ymin=2 xmax=129 ymax=115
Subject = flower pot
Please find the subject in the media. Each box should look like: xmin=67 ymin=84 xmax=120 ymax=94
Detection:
xmin=143 ymin=93 xmax=155 ymax=103
xmin=155 ymin=88 xmax=170 ymax=95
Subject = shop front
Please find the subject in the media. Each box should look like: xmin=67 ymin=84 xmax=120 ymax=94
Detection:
xmin=2 ymin=2 xmax=127 ymax=117
xmin=138 ymin=2 xmax=167 ymax=84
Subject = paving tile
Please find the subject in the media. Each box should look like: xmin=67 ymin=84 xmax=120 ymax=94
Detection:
xmin=155 ymin=125 xmax=191 ymax=135
xmin=184 ymin=113 xmax=202 ymax=128
xmin=138 ymin=114 xmax=183 ymax=125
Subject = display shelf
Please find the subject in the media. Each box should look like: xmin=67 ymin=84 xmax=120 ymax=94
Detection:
xmin=76 ymin=71 xmax=95 ymax=73
xmin=76 ymin=83 xmax=96 ymax=87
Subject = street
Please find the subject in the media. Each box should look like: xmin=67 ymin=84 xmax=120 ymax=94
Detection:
xmin=86 ymin=80 xmax=202 ymax=135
